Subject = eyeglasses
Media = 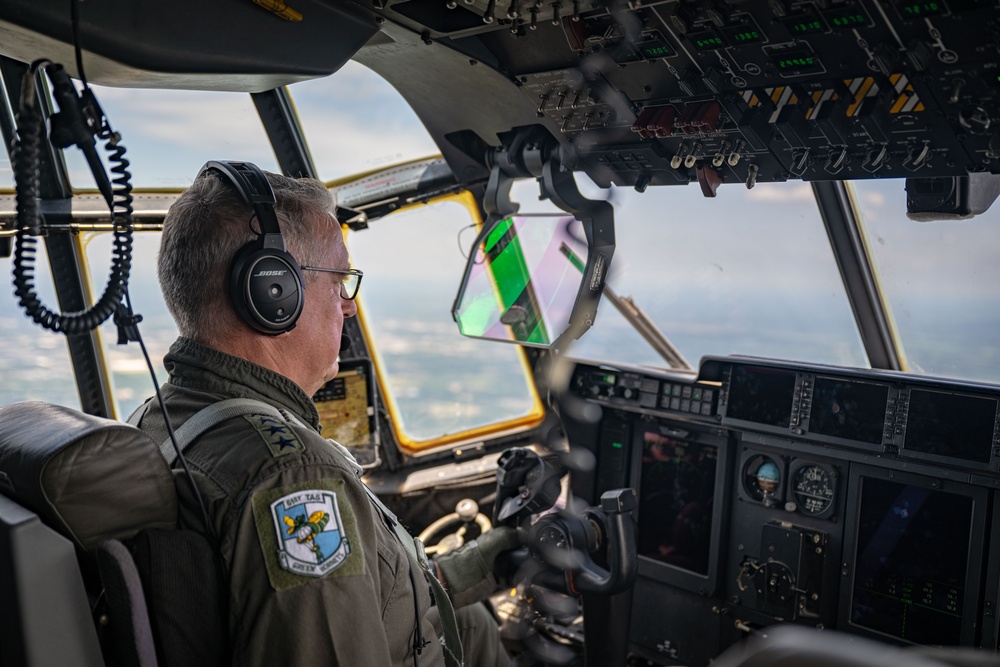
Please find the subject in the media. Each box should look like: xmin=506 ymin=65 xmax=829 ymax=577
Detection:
xmin=300 ymin=266 xmax=364 ymax=301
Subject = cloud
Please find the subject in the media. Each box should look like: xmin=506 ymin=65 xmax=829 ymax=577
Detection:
xmin=76 ymin=61 xmax=439 ymax=185
xmin=291 ymin=63 xmax=440 ymax=177
xmin=746 ymin=181 xmax=817 ymax=202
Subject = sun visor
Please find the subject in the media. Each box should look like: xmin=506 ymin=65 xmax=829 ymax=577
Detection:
xmin=0 ymin=0 xmax=377 ymax=91
xmin=0 ymin=402 xmax=178 ymax=551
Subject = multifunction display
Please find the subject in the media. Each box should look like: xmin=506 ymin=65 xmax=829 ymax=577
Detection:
xmin=904 ymin=390 xmax=997 ymax=464
xmin=717 ymin=361 xmax=1000 ymax=468
xmin=809 ymin=377 xmax=888 ymax=445
xmin=726 ymin=365 xmax=795 ymax=428
xmin=637 ymin=431 xmax=718 ymax=576
xmin=850 ymin=477 xmax=972 ymax=645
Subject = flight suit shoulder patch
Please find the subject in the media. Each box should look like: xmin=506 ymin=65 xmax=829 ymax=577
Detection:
xmin=243 ymin=413 xmax=305 ymax=458
xmin=251 ymin=478 xmax=364 ymax=590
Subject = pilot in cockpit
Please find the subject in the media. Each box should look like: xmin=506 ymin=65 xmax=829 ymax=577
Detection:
xmin=128 ymin=160 xmax=520 ymax=667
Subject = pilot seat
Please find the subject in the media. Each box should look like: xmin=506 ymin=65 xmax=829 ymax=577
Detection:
xmin=0 ymin=401 xmax=226 ymax=667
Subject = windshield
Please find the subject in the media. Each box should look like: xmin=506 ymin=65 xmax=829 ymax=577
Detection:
xmin=492 ymin=176 xmax=1000 ymax=385
xmin=506 ymin=178 xmax=869 ymax=372
xmin=852 ymin=180 xmax=1000 ymax=383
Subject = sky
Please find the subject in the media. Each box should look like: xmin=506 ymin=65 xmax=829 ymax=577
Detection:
xmin=51 ymin=62 xmax=442 ymax=188
xmin=2 ymin=58 xmax=1000 ymax=418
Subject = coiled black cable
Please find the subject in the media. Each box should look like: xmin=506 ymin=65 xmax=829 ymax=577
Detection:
xmin=11 ymin=60 xmax=133 ymax=335
xmin=15 ymin=9 xmax=216 ymax=544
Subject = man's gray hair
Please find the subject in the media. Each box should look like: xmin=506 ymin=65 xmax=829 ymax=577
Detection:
xmin=158 ymin=168 xmax=335 ymax=340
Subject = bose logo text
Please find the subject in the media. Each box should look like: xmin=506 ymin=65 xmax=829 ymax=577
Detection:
xmin=253 ymin=270 xmax=287 ymax=277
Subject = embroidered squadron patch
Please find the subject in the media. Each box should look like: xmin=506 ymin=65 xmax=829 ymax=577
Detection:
xmin=270 ymin=489 xmax=351 ymax=577
xmin=244 ymin=413 xmax=305 ymax=457
xmin=252 ymin=478 xmax=363 ymax=590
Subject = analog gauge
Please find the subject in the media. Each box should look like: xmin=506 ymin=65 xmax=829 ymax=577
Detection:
xmin=791 ymin=463 xmax=836 ymax=518
xmin=742 ymin=454 xmax=782 ymax=507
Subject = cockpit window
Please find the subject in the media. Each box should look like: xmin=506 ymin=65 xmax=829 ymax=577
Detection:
xmin=288 ymin=62 xmax=439 ymax=181
xmin=84 ymin=232 xmax=178 ymax=417
xmin=0 ymin=249 xmax=81 ymax=409
xmin=851 ymin=180 xmax=1000 ymax=383
xmin=56 ymin=85 xmax=280 ymax=414
xmin=345 ymin=193 xmax=544 ymax=450
xmin=508 ymin=179 xmax=869 ymax=371
xmin=62 ymin=86 xmax=278 ymax=188
xmin=3 ymin=85 xmax=264 ymax=414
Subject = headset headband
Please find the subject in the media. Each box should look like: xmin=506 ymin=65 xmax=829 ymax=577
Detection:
xmin=199 ymin=160 xmax=285 ymax=251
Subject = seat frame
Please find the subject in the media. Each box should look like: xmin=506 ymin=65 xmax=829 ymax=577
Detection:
xmin=0 ymin=494 xmax=104 ymax=666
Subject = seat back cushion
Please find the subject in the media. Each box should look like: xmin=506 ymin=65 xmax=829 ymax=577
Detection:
xmin=0 ymin=401 xmax=178 ymax=550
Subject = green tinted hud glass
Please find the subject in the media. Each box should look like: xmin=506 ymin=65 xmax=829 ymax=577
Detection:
xmin=452 ymin=214 xmax=606 ymax=348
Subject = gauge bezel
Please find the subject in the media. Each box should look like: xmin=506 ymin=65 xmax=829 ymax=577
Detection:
xmin=788 ymin=459 xmax=838 ymax=519
xmin=738 ymin=450 xmax=786 ymax=507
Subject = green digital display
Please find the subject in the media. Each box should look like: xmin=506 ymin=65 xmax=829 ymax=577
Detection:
xmin=732 ymin=30 xmax=761 ymax=42
xmin=778 ymin=56 xmax=815 ymax=68
xmin=642 ymin=44 xmax=676 ymax=58
xmin=612 ymin=30 xmax=676 ymax=64
xmin=608 ymin=39 xmax=642 ymax=63
xmin=784 ymin=14 xmax=825 ymax=34
xmin=689 ymin=30 xmax=725 ymax=51
xmin=722 ymin=23 xmax=766 ymax=45
xmin=793 ymin=20 xmax=822 ymax=32
xmin=832 ymin=13 xmax=865 ymax=26
xmin=896 ymin=0 xmax=945 ymax=15
xmin=769 ymin=50 xmax=823 ymax=75
xmin=825 ymin=7 xmax=868 ymax=29
xmin=634 ymin=30 xmax=677 ymax=60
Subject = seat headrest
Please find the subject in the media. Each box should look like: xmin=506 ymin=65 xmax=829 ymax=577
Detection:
xmin=0 ymin=401 xmax=178 ymax=551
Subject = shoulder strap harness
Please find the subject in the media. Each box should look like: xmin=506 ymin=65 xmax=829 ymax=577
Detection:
xmin=131 ymin=397 xmax=464 ymax=667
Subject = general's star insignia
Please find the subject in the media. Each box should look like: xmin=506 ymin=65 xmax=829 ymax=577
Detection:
xmin=244 ymin=413 xmax=305 ymax=457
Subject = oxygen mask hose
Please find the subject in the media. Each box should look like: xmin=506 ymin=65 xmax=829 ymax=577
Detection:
xmin=11 ymin=60 xmax=134 ymax=335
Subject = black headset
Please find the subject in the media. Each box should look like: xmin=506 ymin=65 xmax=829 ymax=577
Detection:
xmin=198 ymin=160 xmax=305 ymax=334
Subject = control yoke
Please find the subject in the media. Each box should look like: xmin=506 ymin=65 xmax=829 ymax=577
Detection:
xmin=494 ymin=448 xmax=564 ymax=526
xmin=494 ymin=448 xmax=638 ymax=596
xmin=530 ymin=488 xmax=638 ymax=596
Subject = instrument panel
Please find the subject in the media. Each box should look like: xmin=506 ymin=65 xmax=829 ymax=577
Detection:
xmin=713 ymin=358 xmax=1000 ymax=470
xmin=369 ymin=0 xmax=1000 ymax=192
xmin=566 ymin=355 xmax=1000 ymax=664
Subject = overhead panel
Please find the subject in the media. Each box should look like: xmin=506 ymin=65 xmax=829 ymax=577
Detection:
xmin=371 ymin=0 xmax=1000 ymax=189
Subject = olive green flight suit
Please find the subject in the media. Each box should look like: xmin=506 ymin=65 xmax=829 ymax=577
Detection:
xmin=133 ymin=337 xmax=446 ymax=667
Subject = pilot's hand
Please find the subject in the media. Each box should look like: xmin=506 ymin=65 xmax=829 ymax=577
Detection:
xmin=433 ymin=525 xmax=523 ymax=608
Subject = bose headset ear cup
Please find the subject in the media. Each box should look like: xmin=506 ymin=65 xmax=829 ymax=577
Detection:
xmin=230 ymin=243 xmax=306 ymax=334
xmin=199 ymin=160 xmax=306 ymax=335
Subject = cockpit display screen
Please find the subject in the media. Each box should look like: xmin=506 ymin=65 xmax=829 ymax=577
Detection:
xmin=725 ymin=365 xmax=796 ymax=428
xmin=850 ymin=477 xmax=972 ymax=646
xmin=904 ymin=389 xmax=996 ymax=463
xmin=637 ymin=431 xmax=718 ymax=576
xmin=809 ymin=377 xmax=888 ymax=444
xmin=313 ymin=359 xmax=379 ymax=468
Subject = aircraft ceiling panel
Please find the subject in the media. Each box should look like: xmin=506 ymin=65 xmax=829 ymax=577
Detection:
xmin=364 ymin=0 xmax=1000 ymax=189
xmin=0 ymin=0 xmax=378 ymax=92
xmin=1 ymin=0 xmax=998 ymax=191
